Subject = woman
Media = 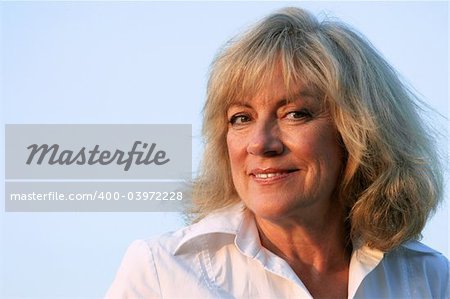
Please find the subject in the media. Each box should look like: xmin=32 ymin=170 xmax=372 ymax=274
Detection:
xmin=107 ymin=7 xmax=449 ymax=298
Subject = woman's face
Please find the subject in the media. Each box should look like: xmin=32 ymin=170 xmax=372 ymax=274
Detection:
xmin=226 ymin=72 xmax=344 ymax=222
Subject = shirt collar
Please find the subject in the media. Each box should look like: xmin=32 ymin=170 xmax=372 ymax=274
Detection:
xmin=348 ymin=243 xmax=384 ymax=298
xmin=173 ymin=202 xmax=382 ymax=259
xmin=172 ymin=202 xmax=429 ymax=289
xmin=402 ymin=240 xmax=440 ymax=254
xmin=347 ymin=239 xmax=440 ymax=298
xmin=172 ymin=204 xmax=382 ymax=298
xmin=172 ymin=202 xmax=245 ymax=255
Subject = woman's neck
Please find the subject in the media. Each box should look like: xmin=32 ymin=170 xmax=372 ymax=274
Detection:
xmin=254 ymin=202 xmax=351 ymax=298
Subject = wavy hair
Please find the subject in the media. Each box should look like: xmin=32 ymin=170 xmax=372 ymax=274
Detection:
xmin=190 ymin=7 xmax=443 ymax=252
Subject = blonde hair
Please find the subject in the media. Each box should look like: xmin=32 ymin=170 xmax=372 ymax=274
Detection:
xmin=190 ymin=7 xmax=443 ymax=252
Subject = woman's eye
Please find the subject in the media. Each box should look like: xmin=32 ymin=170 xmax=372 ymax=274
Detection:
xmin=229 ymin=114 xmax=251 ymax=125
xmin=286 ymin=109 xmax=312 ymax=120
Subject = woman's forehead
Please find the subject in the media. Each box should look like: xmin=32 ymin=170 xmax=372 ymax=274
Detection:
xmin=221 ymin=55 xmax=326 ymax=111
xmin=227 ymin=79 xmax=322 ymax=108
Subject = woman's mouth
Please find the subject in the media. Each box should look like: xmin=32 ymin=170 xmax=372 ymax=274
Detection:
xmin=250 ymin=168 xmax=299 ymax=183
xmin=254 ymin=172 xmax=286 ymax=179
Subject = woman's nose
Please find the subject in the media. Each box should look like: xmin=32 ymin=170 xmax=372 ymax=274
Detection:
xmin=246 ymin=121 xmax=284 ymax=156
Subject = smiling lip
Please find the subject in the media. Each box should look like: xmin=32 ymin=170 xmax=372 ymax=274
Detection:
xmin=249 ymin=168 xmax=299 ymax=183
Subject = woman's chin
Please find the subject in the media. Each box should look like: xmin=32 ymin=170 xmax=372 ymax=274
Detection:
xmin=244 ymin=199 xmax=301 ymax=222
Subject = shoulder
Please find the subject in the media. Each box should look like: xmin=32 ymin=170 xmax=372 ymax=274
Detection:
xmin=383 ymin=241 xmax=449 ymax=297
xmin=105 ymin=203 xmax=245 ymax=298
xmin=401 ymin=240 xmax=447 ymax=254
xmin=383 ymin=240 xmax=449 ymax=272
xmin=104 ymin=239 xmax=162 ymax=299
xmin=104 ymin=229 xmax=195 ymax=299
xmin=354 ymin=241 xmax=449 ymax=298
xmin=393 ymin=240 xmax=449 ymax=268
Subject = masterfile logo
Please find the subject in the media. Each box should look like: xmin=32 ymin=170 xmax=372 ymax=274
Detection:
xmin=5 ymin=124 xmax=192 ymax=212
xmin=26 ymin=141 xmax=170 ymax=171
xmin=6 ymin=124 xmax=191 ymax=180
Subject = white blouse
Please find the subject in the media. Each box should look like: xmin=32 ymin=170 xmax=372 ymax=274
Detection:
xmin=106 ymin=203 xmax=449 ymax=299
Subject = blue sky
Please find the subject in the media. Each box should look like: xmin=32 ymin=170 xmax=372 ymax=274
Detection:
xmin=1 ymin=1 xmax=448 ymax=298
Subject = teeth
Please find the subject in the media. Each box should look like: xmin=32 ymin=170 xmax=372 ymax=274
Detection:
xmin=255 ymin=173 xmax=283 ymax=179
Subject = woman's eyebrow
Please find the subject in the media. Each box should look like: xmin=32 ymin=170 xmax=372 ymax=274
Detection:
xmin=297 ymin=85 xmax=320 ymax=98
xmin=298 ymin=91 xmax=317 ymax=99
xmin=283 ymin=93 xmax=317 ymax=106
xmin=227 ymin=85 xmax=319 ymax=109
xmin=228 ymin=94 xmax=316 ymax=110
xmin=227 ymin=102 xmax=253 ymax=112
